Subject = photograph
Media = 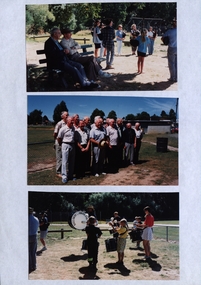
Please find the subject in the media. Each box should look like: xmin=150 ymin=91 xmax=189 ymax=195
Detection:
xmin=28 ymin=95 xmax=178 ymax=185
xmin=26 ymin=2 xmax=177 ymax=92
xmin=28 ymin=191 xmax=179 ymax=280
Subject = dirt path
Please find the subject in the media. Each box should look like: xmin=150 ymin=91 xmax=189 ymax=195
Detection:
xmin=26 ymin=38 xmax=177 ymax=91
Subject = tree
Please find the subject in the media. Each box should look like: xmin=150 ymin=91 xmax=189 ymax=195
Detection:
xmin=42 ymin=115 xmax=50 ymax=125
xmin=28 ymin=109 xmax=43 ymax=125
xmin=160 ymin=110 xmax=168 ymax=119
xmin=26 ymin=5 xmax=55 ymax=34
xmin=53 ymin=101 xmax=68 ymax=124
xmin=107 ymin=110 xmax=117 ymax=120
xmin=90 ymin=108 xmax=105 ymax=124
xmin=125 ymin=113 xmax=135 ymax=120
xmin=169 ymin=108 xmax=176 ymax=121
xmin=135 ymin=111 xmax=150 ymax=120
xmin=150 ymin=114 xmax=160 ymax=120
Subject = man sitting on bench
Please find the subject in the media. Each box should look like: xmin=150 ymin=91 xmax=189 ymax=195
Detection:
xmin=60 ymin=28 xmax=111 ymax=81
xmin=44 ymin=27 xmax=99 ymax=89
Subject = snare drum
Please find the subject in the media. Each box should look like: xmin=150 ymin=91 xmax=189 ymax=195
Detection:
xmin=105 ymin=238 xmax=117 ymax=252
xmin=68 ymin=211 xmax=88 ymax=230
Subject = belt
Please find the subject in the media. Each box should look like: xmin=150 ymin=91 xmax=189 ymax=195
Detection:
xmin=62 ymin=142 xmax=74 ymax=144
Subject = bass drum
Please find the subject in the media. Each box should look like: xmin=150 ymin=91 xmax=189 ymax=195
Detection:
xmin=68 ymin=211 xmax=88 ymax=230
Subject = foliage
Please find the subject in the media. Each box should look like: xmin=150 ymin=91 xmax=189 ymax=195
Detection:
xmin=160 ymin=110 xmax=168 ymax=119
xmin=135 ymin=111 xmax=150 ymax=120
xmin=90 ymin=108 xmax=105 ymax=123
xmin=107 ymin=110 xmax=117 ymax=120
xmin=28 ymin=109 xmax=43 ymax=125
xmin=29 ymin=192 xmax=179 ymax=221
xmin=26 ymin=5 xmax=55 ymax=34
xmin=125 ymin=113 xmax=136 ymax=120
xmin=26 ymin=3 xmax=176 ymax=35
xmin=169 ymin=108 xmax=176 ymax=121
xmin=151 ymin=114 xmax=160 ymax=120
xmin=53 ymin=101 xmax=68 ymax=124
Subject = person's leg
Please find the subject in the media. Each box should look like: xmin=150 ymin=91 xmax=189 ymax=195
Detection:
xmin=140 ymin=57 xmax=145 ymax=73
xmin=147 ymin=241 xmax=151 ymax=257
xmin=137 ymin=56 xmax=141 ymax=73
xmin=106 ymin=47 xmax=110 ymax=67
xmin=167 ymin=47 xmax=177 ymax=81
xmin=117 ymin=41 xmax=120 ymax=55
xmin=130 ymin=144 xmax=134 ymax=163
xmin=29 ymin=236 xmax=37 ymax=271
xmin=109 ymin=45 xmax=115 ymax=66
xmin=100 ymin=43 xmax=104 ymax=58
xmin=68 ymin=145 xmax=75 ymax=180
xmin=55 ymin=144 xmax=62 ymax=174
xmin=61 ymin=143 xmax=69 ymax=182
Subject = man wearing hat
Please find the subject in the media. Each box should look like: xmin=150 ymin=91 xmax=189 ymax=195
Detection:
xmin=44 ymin=27 xmax=99 ymax=89
xmin=90 ymin=117 xmax=108 ymax=176
xmin=161 ymin=19 xmax=177 ymax=82
xmin=60 ymin=28 xmax=111 ymax=81
xmin=29 ymin=207 xmax=39 ymax=273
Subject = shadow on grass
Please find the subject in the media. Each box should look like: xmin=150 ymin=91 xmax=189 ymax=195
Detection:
xmin=79 ymin=266 xmax=100 ymax=280
xmin=129 ymin=246 xmax=144 ymax=251
xmin=104 ymin=262 xmax=131 ymax=276
xmin=61 ymin=253 xmax=88 ymax=262
xmin=133 ymin=252 xmax=162 ymax=272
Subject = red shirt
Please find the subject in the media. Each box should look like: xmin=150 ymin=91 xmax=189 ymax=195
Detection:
xmin=144 ymin=214 xmax=154 ymax=227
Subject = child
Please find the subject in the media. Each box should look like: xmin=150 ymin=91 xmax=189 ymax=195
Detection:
xmin=116 ymin=24 xmax=125 ymax=56
xmin=136 ymin=28 xmax=150 ymax=73
xmin=85 ymin=216 xmax=102 ymax=270
xmin=132 ymin=216 xmax=143 ymax=248
xmin=115 ymin=218 xmax=129 ymax=265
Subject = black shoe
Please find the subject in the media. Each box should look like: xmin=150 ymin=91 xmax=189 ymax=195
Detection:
xmin=89 ymin=82 xmax=100 ymax=88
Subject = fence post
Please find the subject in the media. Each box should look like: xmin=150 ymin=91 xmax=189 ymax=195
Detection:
xmin=84 ymin=38 xmax=86 ymax=44
xmin=61 ymin=228 xmax=64 ymax=239
xmin=166 ymin=226 xmax=168 ymax=242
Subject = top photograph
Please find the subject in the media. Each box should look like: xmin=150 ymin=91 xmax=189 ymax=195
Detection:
xmin=26 ymin=2 xmax=177 ymax=92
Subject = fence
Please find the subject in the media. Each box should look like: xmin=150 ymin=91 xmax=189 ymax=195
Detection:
xmin=41 ymin=224 xmax=179 ymax=241
xmin=153 ymin=224 xmax=179 ymax=242
xmin=29 ymin=35 xmax=90 ymax=44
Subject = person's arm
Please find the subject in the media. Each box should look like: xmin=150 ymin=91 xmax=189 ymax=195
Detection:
xmin=90 ymin=138 xmax=99 ymax=145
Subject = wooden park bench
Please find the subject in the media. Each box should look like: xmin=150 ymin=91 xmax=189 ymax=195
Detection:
xmin=36 ymin=44 xmax=94 ymax=90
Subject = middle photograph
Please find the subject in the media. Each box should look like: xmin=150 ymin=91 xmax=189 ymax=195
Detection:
xmin=28 ymin=95 xmax=178 ymax=186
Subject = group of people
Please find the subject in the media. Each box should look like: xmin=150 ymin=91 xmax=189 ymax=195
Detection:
xmin=91 ymin=18 xmax=177 ymax=80
xmin=44 ymin=17 xmax=177 ymax=88
xmin=53 ymin=112 xmax=143 ymax=183
xmin=85 ymin=206 xmax=154 ymax=271
xmin=28 ymin=209 xmax=49 ymax=273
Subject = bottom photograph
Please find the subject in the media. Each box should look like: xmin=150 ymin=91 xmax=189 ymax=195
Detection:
xmin=28 ymin=192 xmax=179 ymax=280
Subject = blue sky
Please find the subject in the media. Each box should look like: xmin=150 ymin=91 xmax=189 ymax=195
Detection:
xmin=28 ymin=95 xmax=178 ymax=121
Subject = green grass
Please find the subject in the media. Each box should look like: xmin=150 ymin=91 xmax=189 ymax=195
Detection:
xmin=143 ymin=133 xmax=178 ymax=148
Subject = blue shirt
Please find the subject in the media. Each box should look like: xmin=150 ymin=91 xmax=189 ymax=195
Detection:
xmin=29 ymin=214 xmax=39 ymax=236
xmin=163 ymin=28 xmax=177 ymax=48
xmin=90 ymin=126 xmax=106 ymax=143
xmin=116 ymin=30 xmax=124 ymax=41
xmin=136 ymin=35 xmax=150 ymax=53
